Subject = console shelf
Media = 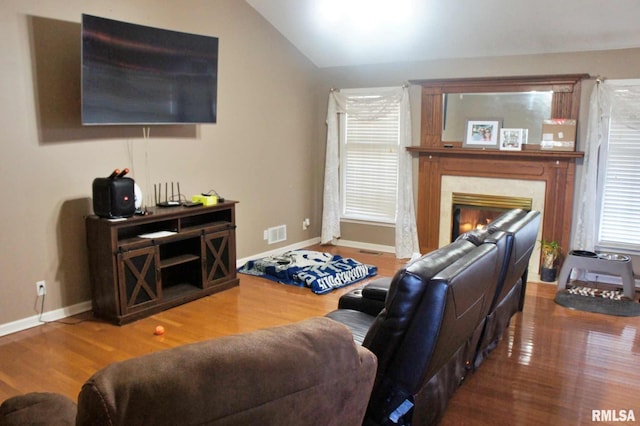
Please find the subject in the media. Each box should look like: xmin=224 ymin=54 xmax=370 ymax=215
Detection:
xmin=86 ymin=201 xmax=238 ymax=325
xmin=160 ymin=254 xmax=200 ymax=269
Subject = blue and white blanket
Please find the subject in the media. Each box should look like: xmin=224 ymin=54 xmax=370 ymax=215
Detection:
xmin=238 ymin=250 xmax=377 ymax=294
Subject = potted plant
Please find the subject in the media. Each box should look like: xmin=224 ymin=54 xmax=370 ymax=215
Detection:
xmin=540 ymin=240 xmax=561 ymax=282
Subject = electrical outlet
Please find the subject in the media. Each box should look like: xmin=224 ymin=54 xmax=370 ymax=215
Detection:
xmin=36 ymin=280 xmax=46 ymax=296
xmin=302 ymin=218 xmax=310 ymax=230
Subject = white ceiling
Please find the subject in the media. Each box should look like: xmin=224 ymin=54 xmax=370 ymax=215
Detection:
xmin=245 ymin=0 xmax=640 ymax=68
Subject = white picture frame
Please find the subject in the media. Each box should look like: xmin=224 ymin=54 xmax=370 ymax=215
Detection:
xmin=499 ymin=128 xmax=525 ymax=151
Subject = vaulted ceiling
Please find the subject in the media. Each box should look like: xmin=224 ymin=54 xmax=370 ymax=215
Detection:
xmin=246 ymin=0 xmax=640 ymax=68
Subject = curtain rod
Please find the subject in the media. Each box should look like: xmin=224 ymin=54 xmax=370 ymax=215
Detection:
xmin=329 ymin=84 xmax=409 ymax=93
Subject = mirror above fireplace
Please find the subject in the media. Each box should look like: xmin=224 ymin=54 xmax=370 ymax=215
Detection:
xmin=442 ymin=91 xmax=553 ymax=145
xmin=410 ymin=74 xmax=589 ymax=148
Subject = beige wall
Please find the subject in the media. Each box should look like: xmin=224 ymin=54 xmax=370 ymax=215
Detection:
xmin=3 ymin=0 xmax=640 ymax=329
xmin=0 ymin=0 xmax=320 ymax=327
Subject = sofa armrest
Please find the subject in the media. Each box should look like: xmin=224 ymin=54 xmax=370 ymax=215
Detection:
xmin=0 ymin=392 xmax=77 ymax=426
xmin=338 ymin=277 xmax=392 ymax=316
xmin=361 ymin=277 xmax=392 ymax=300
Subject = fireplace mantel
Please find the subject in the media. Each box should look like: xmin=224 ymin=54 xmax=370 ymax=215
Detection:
xmin=410 ymin=74 xmax=588 ymax=269
xmin=409 ymin=146 xmax=583 ymax=257
xmin=406 ymin=146 xmax=584 ymax=161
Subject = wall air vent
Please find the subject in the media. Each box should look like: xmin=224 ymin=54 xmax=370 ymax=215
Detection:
xmin=267 ymin=225 xmax=287 ymax=245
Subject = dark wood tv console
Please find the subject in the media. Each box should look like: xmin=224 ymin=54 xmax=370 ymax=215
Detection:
xmin=86 ymin=201 xmax=238 ymax=325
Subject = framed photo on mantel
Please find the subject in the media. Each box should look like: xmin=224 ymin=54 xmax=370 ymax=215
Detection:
xmin=463 ymin=119 xmax=501 ymax=148
xmin=499 ymin=128 xmax=527 ymax=151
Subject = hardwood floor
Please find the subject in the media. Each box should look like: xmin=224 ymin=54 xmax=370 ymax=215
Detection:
xmin=1 ymin=245 xmax=639 ymax=425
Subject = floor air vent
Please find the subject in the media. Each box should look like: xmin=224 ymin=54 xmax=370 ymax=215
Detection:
xmin=359 ymin=249 xmax=382 ymax=256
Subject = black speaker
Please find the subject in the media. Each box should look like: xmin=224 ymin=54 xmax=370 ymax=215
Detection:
xmin=92 ymin=177 xmax=136 ymax=218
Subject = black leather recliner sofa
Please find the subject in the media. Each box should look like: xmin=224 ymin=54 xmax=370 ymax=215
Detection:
xmin=471 ymin=209 xmax=540 ymax=367
xmin=327 ymin=209 xmax=541 ymax=425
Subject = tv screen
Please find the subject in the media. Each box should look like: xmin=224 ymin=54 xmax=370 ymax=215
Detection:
xmin=81 ymin=14 xmax=218 ymax=125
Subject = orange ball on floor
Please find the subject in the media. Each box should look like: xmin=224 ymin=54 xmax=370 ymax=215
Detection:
xmin=154 ymin=325 xmax=165 ymax=335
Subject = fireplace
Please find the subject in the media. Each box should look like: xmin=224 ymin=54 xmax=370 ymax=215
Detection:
xmin=408 ymin=74 xmax=585 ymax=277
xmin=439 ymin=176 xmax=545 ymax=273
xmin=451 ymin=193 xmax=533 ymax=241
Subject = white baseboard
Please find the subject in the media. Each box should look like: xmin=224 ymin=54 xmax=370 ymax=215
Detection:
xmin=2 ymin=238 xmax=391 ymax=338
xmin=236 ymin=238 xmax=396 ymax=267
xmin=0 ymin=300 xmax=92 ymax=337
xmin=236 ymin=237 xmax=322 ymax=267
xmin=334 ymin=239 xmax=395 ymax=254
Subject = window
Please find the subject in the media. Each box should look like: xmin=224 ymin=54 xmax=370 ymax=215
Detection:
xmin=597 ymin=81 xmax=640 ymax=253
xmin=339 ymin=88 xmax=401 ymax=223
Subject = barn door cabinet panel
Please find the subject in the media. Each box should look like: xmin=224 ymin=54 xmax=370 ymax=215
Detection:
xmin=118 ymin=246 xmax=160 ymax=316
xmin=86 ymin=201 xmax=239 ymax=325
xmin=203 ymin=229 xmax=236 ymax=288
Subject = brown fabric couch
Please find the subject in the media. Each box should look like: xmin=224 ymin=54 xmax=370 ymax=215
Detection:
xmin=0 ymin=317 xmax=377 ymax=426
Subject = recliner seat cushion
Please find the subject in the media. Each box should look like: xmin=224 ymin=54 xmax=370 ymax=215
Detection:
xmin=326 ymin=309 xmax=376 ymax=344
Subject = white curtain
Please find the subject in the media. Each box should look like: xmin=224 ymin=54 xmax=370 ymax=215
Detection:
xmin=572 ymin=80 xmax=640 ymax=250
xmin=321 ymin=91 xmax=342 ymax=244
xmin=321 ymin=87 xmax=420 ymax=258
xmin=572 ymin=82 xmax=602 ymax=251
xmin=395 ymin=87 xmax=420 ymax=259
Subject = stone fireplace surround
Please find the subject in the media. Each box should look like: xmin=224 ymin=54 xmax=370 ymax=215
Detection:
xmin=406 ymin=147 xmax=583 ymax=275
xmin=441 ymin=176 xmax=546 ymax=273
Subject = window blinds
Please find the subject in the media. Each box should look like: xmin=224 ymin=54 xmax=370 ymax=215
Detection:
xmin=341 ymin=92 xmax=400 ymax=223
xmin=597 ymin=84 xmax=640 ymax=252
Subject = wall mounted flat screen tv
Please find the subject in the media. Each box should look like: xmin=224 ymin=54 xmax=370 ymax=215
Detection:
xmin=81 ymin=14 xmax=218 ymax=125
